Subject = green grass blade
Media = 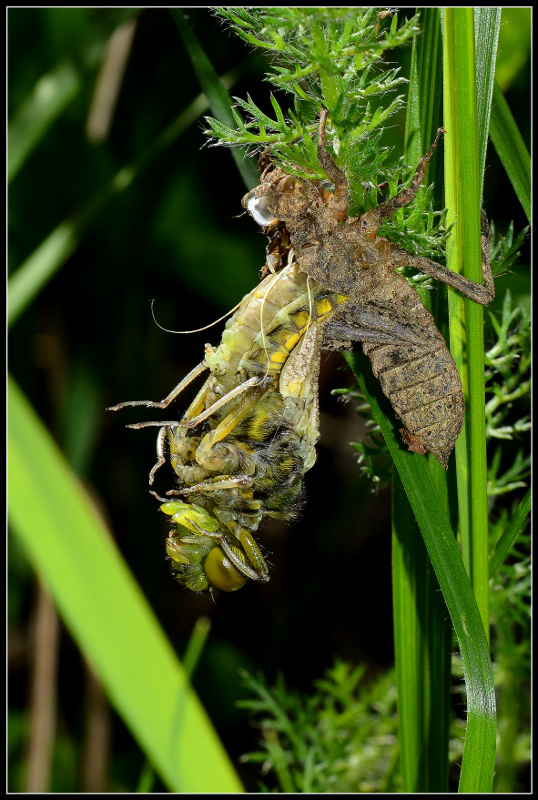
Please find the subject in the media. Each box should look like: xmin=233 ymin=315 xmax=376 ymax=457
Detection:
xmin=182 ymin=616 xmax=212 ymax=679
xmin=489 ymin=488 xmax=531 ymax=577
xmin=404 ymin=8 xmax=443 ymax=168
xmin=8 ymin=375 xmax=243 ymax=793
xmin=172 ymin=8 xmax=260 ymax=190
xmin=442 ymin=11 xmax=497 ymax=788
xmin=473 ymin=7 xmax=501 ymax=191
xmin=8 ymin=61 xmax=82 ymax=183
xmin=490 ymin=82 xmax=531 ymax=224
xmin=392 ymin=473 xmax=451 ymax=793
xmin=443 ymin=7 xmax=492 ymax=631
xmin=8 ymin=220 xmax=80 ymax=329
xmin=346 ymin=350 xmax=496 ymax=792
xmin=394 ymin=10 xmax=451 ymax=792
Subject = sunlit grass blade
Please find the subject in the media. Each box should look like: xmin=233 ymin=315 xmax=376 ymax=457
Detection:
xmin=8 ymin=375 xmax=243 ymax=793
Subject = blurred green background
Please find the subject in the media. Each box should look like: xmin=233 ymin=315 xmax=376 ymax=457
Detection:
xmin=8 ymin=8 xmax=530 ymax=792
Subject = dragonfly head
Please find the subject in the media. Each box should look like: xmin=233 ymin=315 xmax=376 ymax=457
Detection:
xmin=161 ymin=501 xmax=263 ymax=593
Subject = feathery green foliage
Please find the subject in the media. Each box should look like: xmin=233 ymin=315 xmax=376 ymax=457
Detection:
xmin=238 ymin=662 xmax=400 ymax=793
xmin=206 ymin=9 xmax=419 ymax=207
xmin=207 ymin=8 xmax=448 ymax=282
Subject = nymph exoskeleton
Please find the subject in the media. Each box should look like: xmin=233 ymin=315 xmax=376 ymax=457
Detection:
xmin=243 ymin=109 xmax=495 ymax=467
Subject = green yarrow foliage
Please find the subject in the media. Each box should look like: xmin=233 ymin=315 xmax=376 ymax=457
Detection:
xmin=205 ymin=8 xmax=420 ymax=214
xmin=206 ymin=7 xmax=449 ymax=290
xmin=238 ymin=661 xmax=400 ymax=793
xmin=483 ymin=225 xmax=531 ymax=509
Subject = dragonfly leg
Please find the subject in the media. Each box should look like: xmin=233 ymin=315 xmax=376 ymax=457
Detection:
xmin=107 ymin=361 xmax=208 ymax=412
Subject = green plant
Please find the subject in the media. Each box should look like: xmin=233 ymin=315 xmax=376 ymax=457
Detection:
xmin=201 ymin=6 xmax=530 ymax=793
xmin=8 ymin=7 xmax=529 ymax=793
xmin=238 ymin=662 xmax=400 ymax=792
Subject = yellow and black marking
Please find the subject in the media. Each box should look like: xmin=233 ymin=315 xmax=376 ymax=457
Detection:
xmin=239 ymin=287 xmax=348 ymax=375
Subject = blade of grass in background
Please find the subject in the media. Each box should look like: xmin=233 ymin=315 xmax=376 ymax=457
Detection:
xmin=404 ymin=9 xmax=443 ymax=175
xmin=134 ymin=615 xmax=213 ymax=793
xmin=488 ymin=488 xmax=531 ymax=577
xmin=7 ymin=10 xmax=142 ymax=185
xmin=172 ymin=8 xmax=260 ymax=190
xmin=490 ymin=82 xmax=531 ymax=225
xmin=8 ymin=375 xmax=243 ymax=793
xmin=8 ymin=82 xmax=230 ymax=328
xmin=8 ymin=61 xmax=82 ymax=183
xmin=393 ymin=8 xmax=451 ymax=792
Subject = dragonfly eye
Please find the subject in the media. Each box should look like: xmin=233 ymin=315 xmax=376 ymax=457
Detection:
xmin=242 ymin=190 xmax=277 ymax=227
xmin=204 ymin=547 xmax=248 ymax=592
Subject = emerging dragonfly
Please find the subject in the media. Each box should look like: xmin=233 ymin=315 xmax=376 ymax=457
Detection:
xmin=110 ymin=110 xmax=494 ymax=593
xmin=243 ymin=110 xmax=494 ymax=467
xmin=109 ymin=252 xmax=346 ymax=593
